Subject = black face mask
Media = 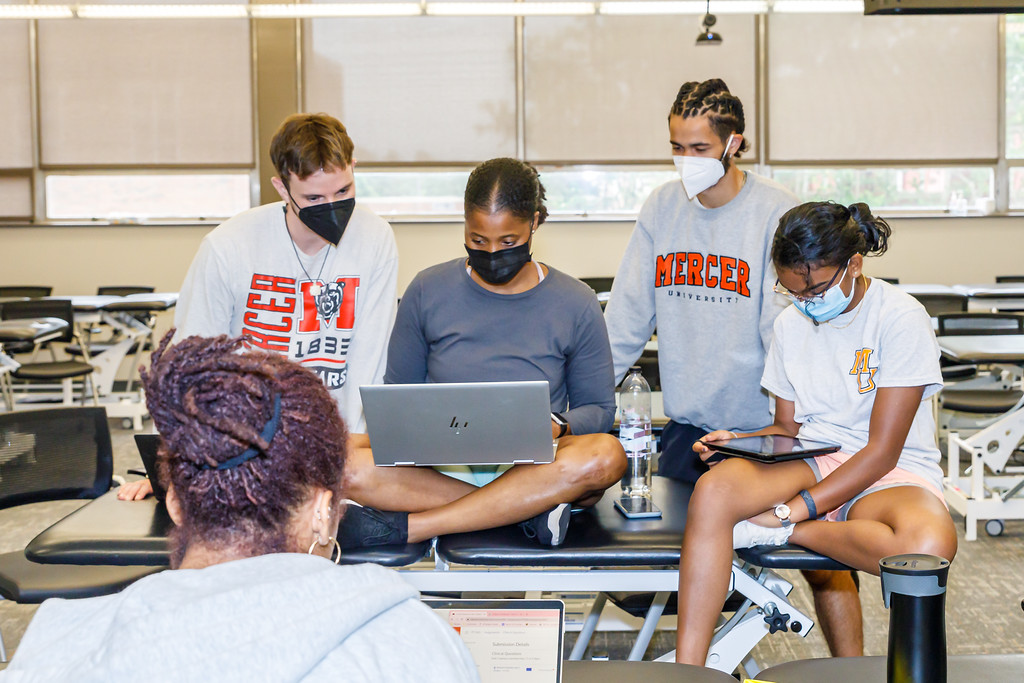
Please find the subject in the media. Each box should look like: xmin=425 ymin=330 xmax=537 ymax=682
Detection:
xmin=465 ymin=241 xmax=532 ymax=285
xmin=288 ymin=191 xmax=355 ymax=246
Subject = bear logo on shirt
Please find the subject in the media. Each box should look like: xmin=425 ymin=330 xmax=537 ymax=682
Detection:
xmin=849 ymin=348 xmax=878 ymax=394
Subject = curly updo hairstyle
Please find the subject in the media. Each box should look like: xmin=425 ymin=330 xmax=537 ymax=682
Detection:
xmin=771 ymin=201 xmax=892 ymax=282
xmin=464 ymin=157 xmax=548 ymax=227
xmin=141 ymin=333 xmax=347 ymax=567
xmin=669 ymin=78 xmax=749 ymax=158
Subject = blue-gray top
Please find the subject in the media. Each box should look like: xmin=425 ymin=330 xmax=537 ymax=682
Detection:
xmin=385 ymin=258 xmax=616 ymax=435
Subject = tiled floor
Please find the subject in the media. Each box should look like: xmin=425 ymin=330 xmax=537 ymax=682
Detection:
xmin=3 ymin=422 xmax=1024 ymax=672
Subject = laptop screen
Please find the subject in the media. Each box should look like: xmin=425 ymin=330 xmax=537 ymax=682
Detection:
xmin=424 ymin=598 xmax=564 ymax=682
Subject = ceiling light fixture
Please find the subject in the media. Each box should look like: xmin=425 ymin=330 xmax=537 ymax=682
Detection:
xmin=695 ymin=0 xmax=722 ymax=46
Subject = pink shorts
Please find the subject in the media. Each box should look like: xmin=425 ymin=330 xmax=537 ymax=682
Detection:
xmin=806 ymin=451 xmax=947 ymax=522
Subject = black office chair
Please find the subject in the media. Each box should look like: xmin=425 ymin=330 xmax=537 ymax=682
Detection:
xmin=937 ymin=313 xmax=1024 ymax=419
xmin=1 ymin=299 xmax=98 ymax=405
xmin=0 ymin=408 xmax=164 ymax=661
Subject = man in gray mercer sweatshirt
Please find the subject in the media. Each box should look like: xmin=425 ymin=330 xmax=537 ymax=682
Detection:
xmin=604 ymin=78 xmax=864 ymax=659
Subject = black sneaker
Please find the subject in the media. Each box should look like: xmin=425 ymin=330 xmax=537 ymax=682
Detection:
xmin=337 ymin=503 xmax=409 ymax=548
xmin=519 ymin=503 xmax=571 ymax=546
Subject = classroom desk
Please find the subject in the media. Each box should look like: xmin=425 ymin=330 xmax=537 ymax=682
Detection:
xmin=936 ymin=334 xmax=1024 ymax=540
xmin=563 ymin=660 xmax=737 ymax=682
xmin=757 ymin=654 xmax=1024 ymax=682
xmin=953 ymin=283 xmax=1024 ymax=312
xmin=25 ymin=478 xmax=847 ymax=675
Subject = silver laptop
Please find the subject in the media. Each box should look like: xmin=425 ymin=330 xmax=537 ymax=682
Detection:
xmin=424 ymin=598 xmax=564 ymax=683
xmin=360 ymin=381 xmax=555 ymax=467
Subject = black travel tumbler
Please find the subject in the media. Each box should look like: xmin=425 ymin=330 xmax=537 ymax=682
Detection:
xmin=879 ymin=553 xmax=950 ymax=683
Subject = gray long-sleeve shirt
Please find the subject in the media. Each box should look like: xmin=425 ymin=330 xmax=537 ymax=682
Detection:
xmin=604 ymin=173 xmax=798 ymax=432
xmin=386 ymin=259 xmax=616 ymax=435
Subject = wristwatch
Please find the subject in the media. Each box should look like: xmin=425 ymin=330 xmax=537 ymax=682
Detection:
xmin=773 ymin=503 xmax=793 ymax=528
xmin=551 ymin=412 xmax=569 ymax=438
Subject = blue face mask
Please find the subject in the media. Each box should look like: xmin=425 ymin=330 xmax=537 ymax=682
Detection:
xmin=794 ymin=264 xmax=853 ymax=324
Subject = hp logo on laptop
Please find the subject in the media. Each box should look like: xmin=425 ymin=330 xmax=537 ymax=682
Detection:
xmin=449 ymin=417 xmax=469 ymax=435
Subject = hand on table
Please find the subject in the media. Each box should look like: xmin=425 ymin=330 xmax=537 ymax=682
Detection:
xmin=118 ymin=478 xmax=153 ymax=501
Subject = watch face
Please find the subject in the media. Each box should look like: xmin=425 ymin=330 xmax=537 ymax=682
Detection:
xmin=774 ymin=504 xmax=791 ymax=520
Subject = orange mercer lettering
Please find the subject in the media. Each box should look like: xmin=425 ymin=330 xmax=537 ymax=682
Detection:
xmin=719 ymin=257 xmax=737 ymax=292
xmin=736 ymin=259 xmax=750 ymax=297
xmin=250 ymin=274 xmax=295 ymax=293
xmin=704 ymin=255 xmax=719 ymax=288
xmin=652 ymin=252 xmax=753 ymax=298
xmin=655 ymin=254 xmax=673 ymax=287
xmin=674 ymin=253 xmax=686 ymax=285
xmin=243 ymin=328 xmax=289 ymax=352
xmin=687 ymin=253 xmax=704 ymax=287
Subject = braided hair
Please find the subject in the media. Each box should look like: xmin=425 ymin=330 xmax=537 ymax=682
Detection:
xmin=772 ymin=201 xmax=892 ymax=280
xmin=669 ymin=78 xmax=749 ymax=158
xmin=464 ymin=157 xmax=549 ymax=226
xmin=141 ymin=333 xmax=347 ymax=567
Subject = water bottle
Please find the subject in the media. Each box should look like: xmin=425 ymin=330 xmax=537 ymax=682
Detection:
xmin=619 ymin=366 xmax=653 ymax=498
xmin=880 ymin=554 xmax=950 ymax=683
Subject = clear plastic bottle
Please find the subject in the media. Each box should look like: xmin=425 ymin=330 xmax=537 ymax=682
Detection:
xmin=619 ymin=365 xmax=652 ymax=498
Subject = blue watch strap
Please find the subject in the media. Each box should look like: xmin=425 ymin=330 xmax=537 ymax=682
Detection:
xmin=799 ymin=489 xmax=818 ymax=520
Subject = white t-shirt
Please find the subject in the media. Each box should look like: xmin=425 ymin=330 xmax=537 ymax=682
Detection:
xmin=761 ymin=278 xmax=944 ymax=489
xmin=174 ymin=202 xmax=398 ymax=433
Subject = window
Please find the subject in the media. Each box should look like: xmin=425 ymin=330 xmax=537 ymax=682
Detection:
xmin=45 ymin=174 xmax=251 ymax=221
xmin=771 ymin=167 xmax=995 ymax=214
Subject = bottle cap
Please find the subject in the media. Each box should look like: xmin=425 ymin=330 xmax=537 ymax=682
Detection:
xmin=630 ymin=365 xmax=641 ymax=372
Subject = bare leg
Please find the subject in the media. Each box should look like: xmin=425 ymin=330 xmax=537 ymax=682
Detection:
xmin=801 ymin=569 xmax=863 ymax=657
xmin=343 ymin=433 xmax=626 ymax=543
xmin=788 ymin=486 xmax=958 ymax=575
xmin=675 ymin=459 xmax=817 ymax=665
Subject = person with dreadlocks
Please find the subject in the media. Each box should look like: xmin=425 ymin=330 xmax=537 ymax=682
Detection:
xmin=603 ymin=79 xmax=864 ymax=658
xmin=7 ymin=333 xmax=478 ymax=681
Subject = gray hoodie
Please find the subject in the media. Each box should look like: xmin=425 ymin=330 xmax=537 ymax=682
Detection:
xmin=2 ymin=554 xmax=479 ymax=682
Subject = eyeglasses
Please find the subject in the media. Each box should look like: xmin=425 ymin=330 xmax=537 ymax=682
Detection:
xmin=773 ymin=262 xmax=848 ymax=304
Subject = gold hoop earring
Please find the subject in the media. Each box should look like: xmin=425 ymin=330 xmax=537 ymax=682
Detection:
xmin=307 ymin=536 xmax=342 ymax=565
xmin=328 ymin=536 xmax=341 ymax=565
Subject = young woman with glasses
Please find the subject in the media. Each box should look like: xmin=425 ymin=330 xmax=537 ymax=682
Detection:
xmin=674 ymin=200 xmax=957 ymax=666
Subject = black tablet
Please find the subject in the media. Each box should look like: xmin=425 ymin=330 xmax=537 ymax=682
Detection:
xmin=707 ymin=435 xmax=840 ymax=463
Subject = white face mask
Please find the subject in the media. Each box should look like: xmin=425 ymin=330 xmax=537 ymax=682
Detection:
xmin=673 ymin=133 xmax=734 ymax=200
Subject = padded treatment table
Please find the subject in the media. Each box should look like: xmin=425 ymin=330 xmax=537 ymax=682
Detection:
xmin=757 ymin=654 xmax=1024 ymax=682
xmin=46 ymin=293 xmax=179 ymax=429
xmin=954 ymin=283 xmax=1024 ymax=312
xmin=0 ymin=317 xmax=70 ymax=410
xmin=562 ymin=660 xmax=737 ymax=682
xmin=25 ymin=480 xmax=852 ymax=675
xmin=937 ymin=333 xmax=1024 ymax=540
xmin=402 ymin=477 xmax=850 ymax=674
xmin=25 ymin=489 xmax=432 ymax=568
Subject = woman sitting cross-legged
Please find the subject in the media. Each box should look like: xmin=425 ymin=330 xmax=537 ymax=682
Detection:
xmin=675 ymin=201 xmax=958 ymax=666
xmin=5 ymin=333 xmax=478 ymax=681
xmin=338 ymin=157 xmax=626 ymax=548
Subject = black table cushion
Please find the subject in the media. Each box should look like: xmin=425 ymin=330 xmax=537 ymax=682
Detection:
xmin=13 ymin=360 xmax=94 ymax=380
xmin=735 ymin=544 xmax=852 ymax=572
xmin=25 ymin=490 xmax=430 ymax=568
xmin=941 ymin=389 xmax=1023 ymax=413
xmin=437 ymin=477 xmax=692 ymax=567
xmin=0 ymin=551 xmax=163 ymax=603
